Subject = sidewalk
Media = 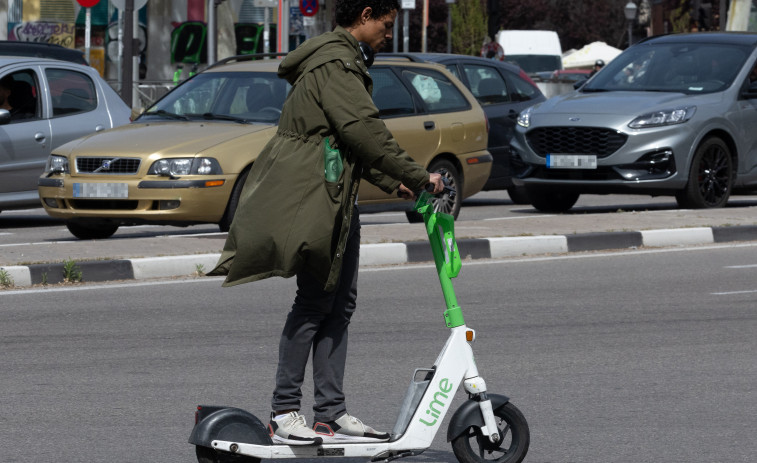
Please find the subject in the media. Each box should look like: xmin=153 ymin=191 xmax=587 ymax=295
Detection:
xmin=2 ymin=203 xmax=757 ymax=288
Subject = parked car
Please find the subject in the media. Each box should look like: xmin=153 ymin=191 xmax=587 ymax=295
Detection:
xmin=0 ymin=41 xmax=88 ymax=65
xmin=1 ymin=56 xmax=131 ymax=214
xmin=511 ymin=32 xmax=757 ymax=212
xmin=378 ymin=53 xmax=546 ymax=203
xmin=38 ymin=55 xmax=491 ymax=239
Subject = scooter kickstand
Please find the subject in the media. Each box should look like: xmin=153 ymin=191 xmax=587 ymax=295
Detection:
xmin=370 ymin=450 xmax=418 ymax=462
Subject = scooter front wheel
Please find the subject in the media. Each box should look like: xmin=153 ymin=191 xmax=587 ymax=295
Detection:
xmin=451 ymin=402 xmax=529 ymax=463
xmin=196 ymin=445 xmax=261 ymax=463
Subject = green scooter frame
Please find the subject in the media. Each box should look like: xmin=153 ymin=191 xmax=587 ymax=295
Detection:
xmin=190 ymin=190 xmax=530 ymax=463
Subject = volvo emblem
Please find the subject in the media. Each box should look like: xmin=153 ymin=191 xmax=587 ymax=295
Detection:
xmin=101 ymin=160 xmax=112 ymax=170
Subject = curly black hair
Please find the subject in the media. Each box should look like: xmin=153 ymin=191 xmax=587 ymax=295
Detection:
xmin=335 ymin=0 xmax=400 ymax=27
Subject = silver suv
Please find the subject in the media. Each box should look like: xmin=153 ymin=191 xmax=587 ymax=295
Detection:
xmin=511 ymin=32 xmax=757 ymax=212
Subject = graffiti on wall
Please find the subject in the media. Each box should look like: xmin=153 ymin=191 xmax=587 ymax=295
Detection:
xmin=9 ymin=21 xmax=76 ymax=48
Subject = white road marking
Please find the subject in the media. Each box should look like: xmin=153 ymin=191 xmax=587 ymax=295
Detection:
xmin=711 ymin=289 xmax=757 ymax=296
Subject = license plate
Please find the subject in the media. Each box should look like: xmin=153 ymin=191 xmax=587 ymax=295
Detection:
xmin=73 ymin=182 xmax=128 ymax=198
xmin=546 ymin=154 xmax=597 ymax=169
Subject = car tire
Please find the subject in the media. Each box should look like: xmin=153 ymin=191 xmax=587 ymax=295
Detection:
xmin=675 ymin=137 xmax=733 ymax=209
xmin=65 ymin=220 xmax=119 ymax=240
xmin=526 ymin=186 xmax=579 ymax=212
xmin=405 ymin=159 xmax=462 ymax=223
xmin=219 ymin=167 xmax=250 ymax=232
xmin=506 ymin=186 xmax=531 ymax=205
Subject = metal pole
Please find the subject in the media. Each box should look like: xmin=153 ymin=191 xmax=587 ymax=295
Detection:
xmin=403 ymin=9 xmax=409 ymax=52
xmin=84 ymin=7 xmax=91 ymax=64
xmin=264 ymin=7 xmax=270 ymax=54
xmin=393 ymin=16 xmax=398 ymax=53
xmin=447 ymin=3 xmax=452 ymax=53
xmin=278 ymin=0 xmax=290 ymax=53
xmin=421 ymin=0 xmax=428 ymax=52
xmin=628 ymin=22 xmax=632 ymax=47
xmin=208 ymin=0 xmax=217 ymax=64
xmin=132 ymin=8 xmax=139 ymax=110
xmin=117 ymin=8 xmax=123 ymax=93
xmin=121 ymin=0 xmax=134 ymax=106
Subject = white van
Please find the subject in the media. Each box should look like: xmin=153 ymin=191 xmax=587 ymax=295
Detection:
xmin=496 ymin=30 xmax=563 ymax=74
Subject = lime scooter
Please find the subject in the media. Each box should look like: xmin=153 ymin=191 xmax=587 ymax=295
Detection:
xmin=189 ymin=184 xmax=530 ymax=463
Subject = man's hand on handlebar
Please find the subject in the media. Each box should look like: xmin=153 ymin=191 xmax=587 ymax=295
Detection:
xmin=427 ymin=173 xmax=444 ymax=194
xmin=397 ymin=183 xmax=416 ymax=200
xmin=398 ymin=173 xmax=445 ymax=201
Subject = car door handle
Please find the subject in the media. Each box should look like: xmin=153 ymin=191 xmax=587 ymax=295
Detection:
xmin=424 ymin=121 xmax=435 ymax=130
xmin=34 ymin=132 xmax=46 ymax=142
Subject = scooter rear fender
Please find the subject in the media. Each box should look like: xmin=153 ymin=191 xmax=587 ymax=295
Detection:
xmin=189 ymin=405 xmax=272 ymax=448
xmin=447 ymin=393 xmax=509 ymax=442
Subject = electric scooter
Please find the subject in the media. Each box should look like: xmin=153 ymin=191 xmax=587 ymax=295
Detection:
xmin=190 ymin=184 xmax=530 ymax=463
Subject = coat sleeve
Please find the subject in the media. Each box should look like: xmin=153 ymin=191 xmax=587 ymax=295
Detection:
xmin=318 ymin=62 xmax=429 ymax=192
xmin=362 ymin=166 xmax=400 ymax=194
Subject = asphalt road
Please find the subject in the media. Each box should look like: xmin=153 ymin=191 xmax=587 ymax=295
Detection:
xmin=2 ymin=242 xmax=756 ymax=462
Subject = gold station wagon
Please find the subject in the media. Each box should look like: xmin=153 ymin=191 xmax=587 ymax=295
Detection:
xmin=38 ymin=56 xmax=491 ymax=239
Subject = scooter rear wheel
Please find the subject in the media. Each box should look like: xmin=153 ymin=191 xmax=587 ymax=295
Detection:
xmin=451 ymin=402 xmax=529 ymax=463
xmin=196 ymin=445 xmax=261 ymax=463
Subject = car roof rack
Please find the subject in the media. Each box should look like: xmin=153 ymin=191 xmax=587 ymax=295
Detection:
xmin=208 ymin=52 xmax=288 ymax=69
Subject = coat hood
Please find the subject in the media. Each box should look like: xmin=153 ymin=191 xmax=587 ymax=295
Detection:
xmin=277 ymin=26 xmax=362 ymax=84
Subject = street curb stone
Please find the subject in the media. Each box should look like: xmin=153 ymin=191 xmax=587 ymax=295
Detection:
xmin=2 ymin=225 xmax=756 ymax=288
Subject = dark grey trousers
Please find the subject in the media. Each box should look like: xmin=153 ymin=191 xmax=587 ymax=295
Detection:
xmin=271 ymin=208 xmax=360 ymax=422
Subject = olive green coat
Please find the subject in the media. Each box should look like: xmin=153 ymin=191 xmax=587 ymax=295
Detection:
xmin=209 ymin=27 xmax=429 ymax=291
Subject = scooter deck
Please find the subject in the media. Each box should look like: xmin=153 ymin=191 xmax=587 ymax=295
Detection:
xmin=212 ymin=439 xmax=424 ymax=460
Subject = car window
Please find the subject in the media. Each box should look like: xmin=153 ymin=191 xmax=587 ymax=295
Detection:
xmin=144 ymin=71 xmax=288 ymax=123
xmin=506 ymin=72 xmax=541 ymax=102
xmin=402 ymin=68 xmax=469 ymax=113
xmin=47 ymin=68 xmax=97 ymax=116
xmin=1 ymin=69 xmax=40 ymax=122
xmin=585 ymin=42 xmax=751 ymax=94
xmin=461 ymin=64 xmax=510 ymax=104
xmin=371 ymin=67 xmax=416 ymax=117
xmin=445 ymin=64 xmax=461 ymax=80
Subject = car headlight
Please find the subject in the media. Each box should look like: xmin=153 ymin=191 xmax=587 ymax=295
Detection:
xmin=45 ymin=155 xmax=69 ymax=174
xmin=517 ymin=106 xmax=534 ymax=128
xmin=628 ymin=106 xmax=696 ymax=129
xmin=149 ymin=157 xmax=222 ymax=176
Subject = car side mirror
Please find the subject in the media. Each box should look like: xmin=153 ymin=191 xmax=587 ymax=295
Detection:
xmin=0 ymin=109 xmax=10 ymax=125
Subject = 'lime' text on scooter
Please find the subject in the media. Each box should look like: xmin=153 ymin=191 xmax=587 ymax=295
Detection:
xmin=419 ymin=378 xmax=454 ymax=426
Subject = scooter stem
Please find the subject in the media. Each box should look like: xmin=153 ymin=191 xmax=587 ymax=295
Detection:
xmin=414 ymin=192 xmax=464 ymax=328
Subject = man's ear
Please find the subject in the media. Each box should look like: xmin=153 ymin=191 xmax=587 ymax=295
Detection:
xmin=361 ymin=7 xmax=373 ymax=24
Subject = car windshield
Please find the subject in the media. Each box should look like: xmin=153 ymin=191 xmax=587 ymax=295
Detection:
xmin=583 ymin=41 xmax=751 ymax=95
xmin=140 ymin=71 xmax=289 ymax=123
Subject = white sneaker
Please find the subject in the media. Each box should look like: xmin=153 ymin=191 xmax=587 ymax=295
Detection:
xmin=313 ymin=413 xmax=390 ymax=441
xmin=268 ymin=412 xmax=323 ymax=446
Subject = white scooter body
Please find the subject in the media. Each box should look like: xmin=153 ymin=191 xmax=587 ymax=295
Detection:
xmin=207 ymin=325 xmax=498 ymax=460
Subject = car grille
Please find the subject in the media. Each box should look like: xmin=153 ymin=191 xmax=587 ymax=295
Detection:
xmin=526 ymin=127 xmax=627 ymax=158
xmin=76 ymin=157 xmax=141 ymax=174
